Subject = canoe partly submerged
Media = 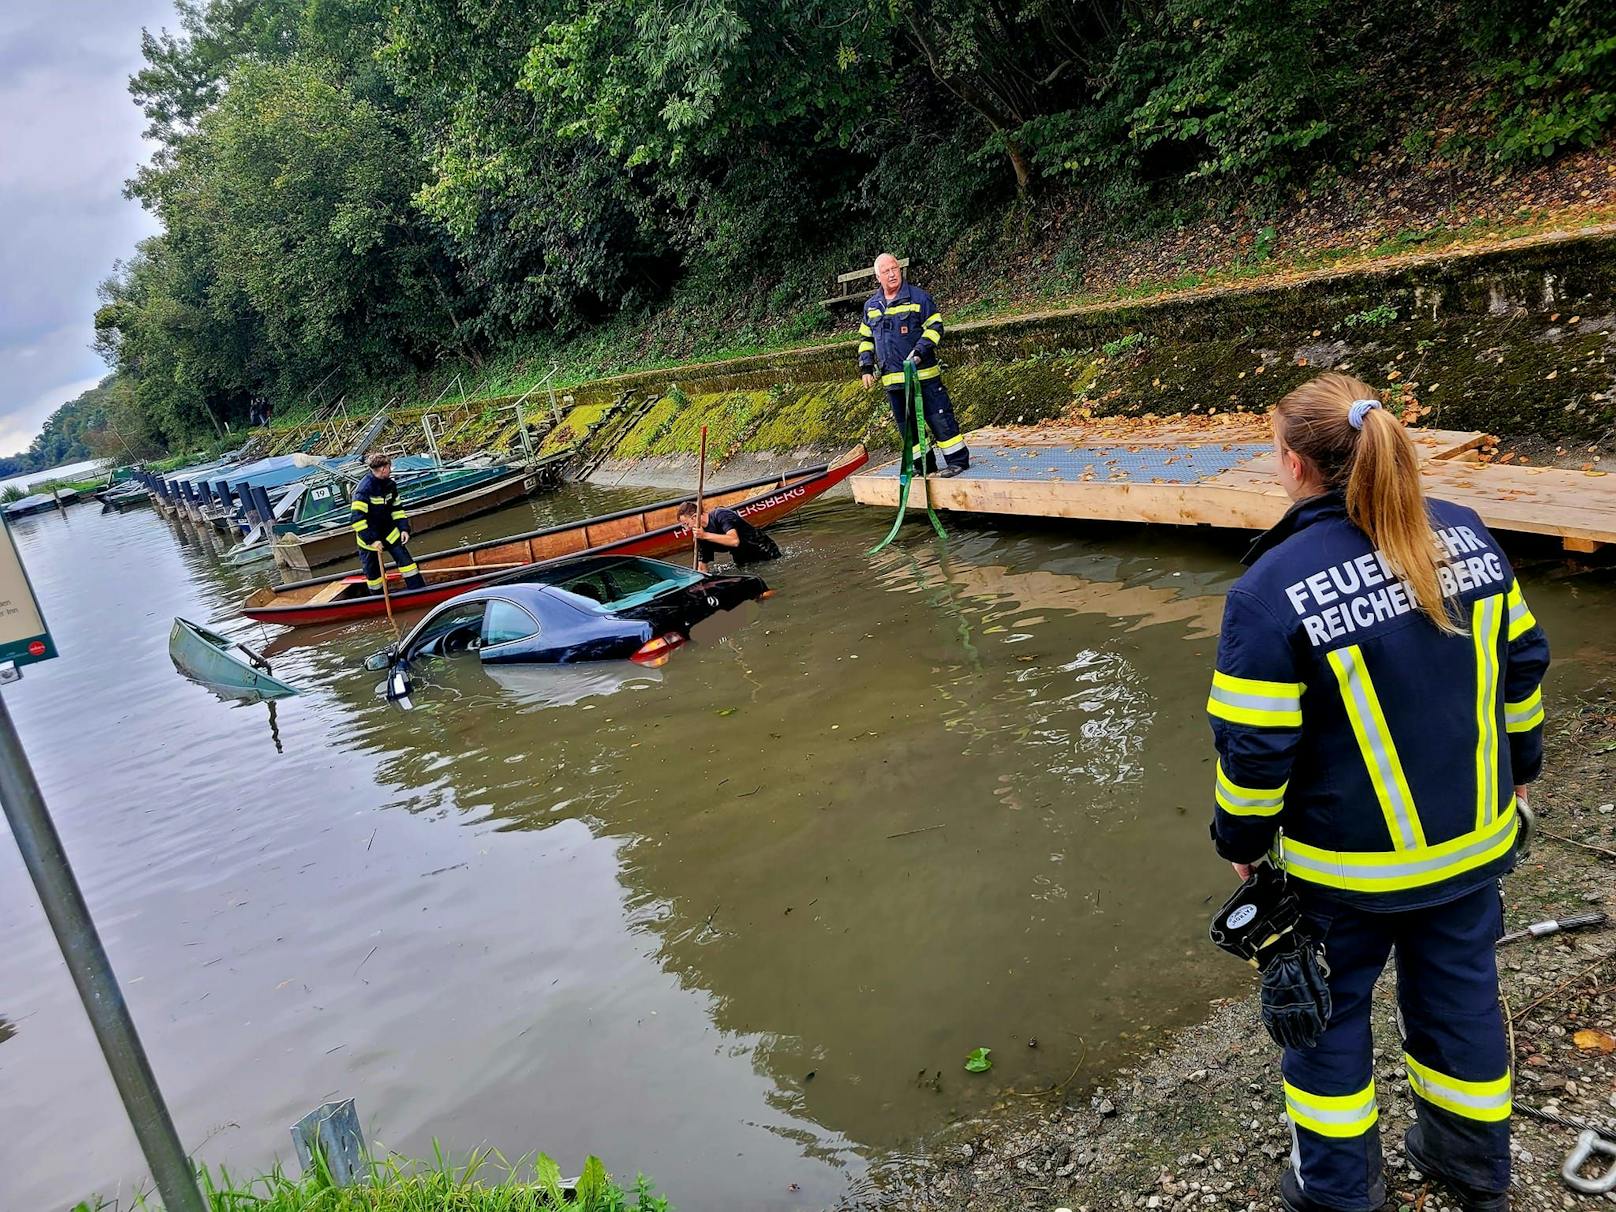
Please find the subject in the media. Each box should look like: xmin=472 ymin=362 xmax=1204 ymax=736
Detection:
xmin=169 ymin=617 xmax=300 ymax=699
xmin=242 ymin=444 xmax=869 ymax=628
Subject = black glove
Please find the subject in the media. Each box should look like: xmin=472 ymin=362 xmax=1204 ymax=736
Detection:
xmin=1257 ymin=931 xmax=1332 ymax=1050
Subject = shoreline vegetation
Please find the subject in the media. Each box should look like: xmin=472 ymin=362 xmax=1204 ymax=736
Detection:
xmin=77 ymin=1149 xmax=671 ymax=1212
xmin=20 ymin=0 xmax=1610 ymax=471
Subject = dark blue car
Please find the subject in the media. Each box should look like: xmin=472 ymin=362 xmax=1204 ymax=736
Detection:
xmin=366 ymin=554 xmax=769 ymax=689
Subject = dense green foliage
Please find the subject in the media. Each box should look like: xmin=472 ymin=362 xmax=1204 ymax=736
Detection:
xmin=90 ymin=0 xmax=1616 ymax=447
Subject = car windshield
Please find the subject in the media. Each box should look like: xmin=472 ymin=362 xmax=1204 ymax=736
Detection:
xmin=509 ymin=556 xmax=702 ymax=612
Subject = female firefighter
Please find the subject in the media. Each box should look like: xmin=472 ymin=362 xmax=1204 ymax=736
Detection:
xmin=1207 ymin=372 xmax=1549 ymax=1212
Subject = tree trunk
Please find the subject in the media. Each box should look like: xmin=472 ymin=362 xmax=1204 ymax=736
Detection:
xmin=1003 ymin=133 xmax=1032 ymax=194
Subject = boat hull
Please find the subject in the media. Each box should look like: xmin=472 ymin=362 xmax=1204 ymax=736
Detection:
xmin=272 ymin=464 xmax=555 ymax=573
xmin=168 ymin=617 xmax=300 ymax=698
xmin=242 ymin=445 xmax=867 ymax=627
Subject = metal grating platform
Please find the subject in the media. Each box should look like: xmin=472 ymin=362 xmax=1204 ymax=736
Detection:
xmin=870 ymin=442 xmax=1270 ymax=484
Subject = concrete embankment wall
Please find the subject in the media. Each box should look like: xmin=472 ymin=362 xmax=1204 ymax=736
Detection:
xmin=254 ymin=226 xmax=1616 ymax=473
xmin=577 ymin=225 xmax=1616 ymax=476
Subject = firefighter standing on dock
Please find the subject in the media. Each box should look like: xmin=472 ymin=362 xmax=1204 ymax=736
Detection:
xmin=352 ymin=453 xmax=425 ymax=593
xmin=1207 ymin=373 xmax=1549 ymax=1212
xmin=856 ymin=253 xmax=969 ymax=476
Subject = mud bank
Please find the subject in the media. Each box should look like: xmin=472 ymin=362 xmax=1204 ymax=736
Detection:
xmin=849 ymin=682 xmax=1616 ymax=1212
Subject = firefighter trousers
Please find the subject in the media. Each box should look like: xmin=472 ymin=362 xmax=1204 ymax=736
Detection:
xmin=1282 ymin=881 xmax=1509 ymax=1210
xmin=359 ymin=537 xmax=425 ymax=592
xmin=885 ymin=376 xmax=969 ymax=471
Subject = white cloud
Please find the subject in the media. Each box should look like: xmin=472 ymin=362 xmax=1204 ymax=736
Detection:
xmin=0 ymin=0 xmax=174 ymax=450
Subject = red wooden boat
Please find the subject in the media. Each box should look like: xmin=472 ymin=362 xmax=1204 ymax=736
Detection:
xmin=241 ymin=445 xmax=868 ymax=627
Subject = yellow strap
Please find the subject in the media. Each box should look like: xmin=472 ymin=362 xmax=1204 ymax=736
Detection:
xmin=1472 ymin=594 xmax=1503 ymax=829
xmin=1327 ymin=645 xmax=1425 ymax=849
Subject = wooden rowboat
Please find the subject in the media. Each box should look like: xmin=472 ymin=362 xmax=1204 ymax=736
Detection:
xmin=242 ymin=445 xmax=868 ymax=628
xmin=169 ymin=617 xmax=301 ymax=699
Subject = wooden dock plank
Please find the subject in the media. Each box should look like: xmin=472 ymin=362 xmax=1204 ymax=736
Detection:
xmin=849 ymin=424 xmax=1611 ymax=551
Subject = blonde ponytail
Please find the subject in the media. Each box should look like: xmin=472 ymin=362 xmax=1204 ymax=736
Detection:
xmin=1274 ymin=373 xmax=1461 ymax=634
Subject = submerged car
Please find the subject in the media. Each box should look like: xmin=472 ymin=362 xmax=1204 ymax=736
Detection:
xmin=364 ymin=554 xmax=769 ymax=695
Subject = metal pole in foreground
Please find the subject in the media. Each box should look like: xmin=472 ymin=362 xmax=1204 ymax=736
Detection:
xmin=0 ymin=689 xmax=206 ymax=1212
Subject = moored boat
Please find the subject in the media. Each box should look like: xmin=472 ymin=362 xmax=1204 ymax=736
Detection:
xmin=271 ymin=454 xmax=569 ymax=572
xmin=242 ymin=444 xmax=869 ymax=628
xmin=168 ymin=616 xmax=301 ymax=699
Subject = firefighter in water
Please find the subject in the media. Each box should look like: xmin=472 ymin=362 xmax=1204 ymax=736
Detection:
xmin=351 ymin=453 xmax=425 ymax=593
xmin=856 ymin=253 xmax=969 ymax=476
xmin=1207 ymin=373 xmax=1549 ymax=1212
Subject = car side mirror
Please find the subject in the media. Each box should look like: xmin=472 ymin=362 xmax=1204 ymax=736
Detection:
xmin=363 ymin=647 xmax=395 ymax=671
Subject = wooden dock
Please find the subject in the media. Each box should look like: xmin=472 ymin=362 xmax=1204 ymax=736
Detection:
xmin=849 ymin=417 xmax=1613 ymax=553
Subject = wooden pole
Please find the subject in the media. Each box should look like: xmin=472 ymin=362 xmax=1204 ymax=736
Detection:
xmin=692 ymin=425 xmax=708 ymax=570
xmin=375 ymin=544 xmax=400 ymax=641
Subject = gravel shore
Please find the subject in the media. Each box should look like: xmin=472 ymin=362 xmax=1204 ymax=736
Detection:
xmin=854 ymin=677 xmax=1616 ymax=1212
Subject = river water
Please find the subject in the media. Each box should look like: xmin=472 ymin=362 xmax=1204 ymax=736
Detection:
xmin=1 ymin=483 xmax=1611 ymax=1210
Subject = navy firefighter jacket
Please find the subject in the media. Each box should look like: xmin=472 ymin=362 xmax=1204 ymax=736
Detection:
xmin=855 ymin=282 xmax=946 ymax=389
xmin=350 ymin=471 xmax=409 ymax=549
xmin=1207 ymin=492 xmax=1550 ymax=911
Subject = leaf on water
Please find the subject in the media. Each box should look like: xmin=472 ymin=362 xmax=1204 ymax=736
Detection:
xmin=716 ymin=707 xmax=737 ymax=716
xmin=1574 ymin=1028 xmax=1616 ymax=1053
xmin=965 ymin=1046 xmax=993 ymax=1073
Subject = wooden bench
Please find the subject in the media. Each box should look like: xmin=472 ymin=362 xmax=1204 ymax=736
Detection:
xmin=820 ymin=257 xmax=910 ymax=312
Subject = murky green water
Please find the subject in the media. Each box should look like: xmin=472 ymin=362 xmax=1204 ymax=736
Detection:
xmin=2 ymin=485 xmax=1612 ymax=1210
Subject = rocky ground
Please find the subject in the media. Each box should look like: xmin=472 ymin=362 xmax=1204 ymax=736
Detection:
xmin=855 ymin=682 xmax=1616 ymax=1212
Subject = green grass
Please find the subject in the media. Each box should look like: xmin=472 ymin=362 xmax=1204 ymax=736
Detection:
xmin=75 ymin=1146 xmax=671 ymax=1212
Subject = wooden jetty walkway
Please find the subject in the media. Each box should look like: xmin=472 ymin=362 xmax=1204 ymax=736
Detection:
xmin=849 ymin=416 xmax=1613 ymax=553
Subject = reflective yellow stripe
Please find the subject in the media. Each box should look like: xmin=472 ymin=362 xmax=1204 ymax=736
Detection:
xmin=1207 ymin=671 xmax=1303 ymax=728
xmin=350 ymin=499 xmax=369 ymax=512
xmin=1473 ymin=594 xmax=1503 ymax=829
xmin=881 ymin=371 xmax=905 ymax=387
xmin=1284 ymin=1079 xmax=1378 ymax=1138
xmin=858 ymin=323 xmax=872 ymax=337
xmin=1504 ymin=687 xmax=1544 ymax=733
xmin=916 ymin=364 xmax=942 ymax=381
xmin=923 ymin=312 xmax=943 ymax=328
xmin=884 ymin=302 xmax=922 ymax=315
xmin=1215 ymin=761 xmax=1286 ymax=817
xmin=867 ymin=308 xmax=881 ymax=319
xmin=365 ymin=578 xmax=384 ymax=590
xmin=1327 ymin=645 xmax=1424 ymax=850
xmin=1279 ymin=799 xmax=1518 ymax=893
xmin=935 ymin=434 xmax=966 ymax=453
xmin=1506 ymin=579 xmax=1536 ymax=642
xmin=1405 ymin=1055 xmax=1511 ymax=1122
xmin=858 ymin=341 xmax=875 ymax=354
xmin=385 ymin=529 xmax=400 ymax=544
xmin=397 ymin=563 xmax=419 ymax=576
xmin=351 ymin=520 xmax=369 ymax=532
xmin=369 ymin=496 xmax=389 ymax=504
xmin=921 ymin=329 xmax=943 ymax=346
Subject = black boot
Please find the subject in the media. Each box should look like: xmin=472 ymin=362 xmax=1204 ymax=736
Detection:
xmin=1404 ymin=1128 xmax=1509 ymax=1212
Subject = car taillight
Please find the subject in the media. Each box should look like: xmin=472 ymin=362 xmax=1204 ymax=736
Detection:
xmin=759 ymin=588 xmax=777 ymax=599
xmin=631 ymin=632 xmax=686 ymax=666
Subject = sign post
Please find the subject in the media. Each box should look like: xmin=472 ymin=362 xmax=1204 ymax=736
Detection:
xmin=0 ymin=517 xmax=205 ymax=1212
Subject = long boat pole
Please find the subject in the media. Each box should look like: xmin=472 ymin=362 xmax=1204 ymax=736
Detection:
xmin=692 ymin=425 xmax=708 ymax=570
xmin=0 ymin=689 xmax=205 ymax=1212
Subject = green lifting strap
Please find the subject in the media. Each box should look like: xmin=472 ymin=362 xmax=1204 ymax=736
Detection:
xmin=868 ymin=361 xmax=947 ymax=555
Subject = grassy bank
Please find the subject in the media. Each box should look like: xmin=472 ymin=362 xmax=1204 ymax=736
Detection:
xmin=77 ymin=1149 xmax=670 ymax=1212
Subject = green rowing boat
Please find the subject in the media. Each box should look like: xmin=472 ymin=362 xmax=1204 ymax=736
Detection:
xmin=168 ymin=617 xmax=300 ymax=700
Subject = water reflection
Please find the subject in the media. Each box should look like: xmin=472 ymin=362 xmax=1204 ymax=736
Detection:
xmin=3 ymin=497 xmax=1612 ymax=1212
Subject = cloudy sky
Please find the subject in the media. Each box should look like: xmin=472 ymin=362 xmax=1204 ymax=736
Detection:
xmin=0 ymin=1 xmax=178 ymax=457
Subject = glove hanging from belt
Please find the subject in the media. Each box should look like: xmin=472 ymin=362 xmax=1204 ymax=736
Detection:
xmin=1209 ymin=862 xmax=1332 ymax=1050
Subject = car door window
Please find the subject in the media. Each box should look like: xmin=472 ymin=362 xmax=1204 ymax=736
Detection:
xmin=483 ymin=599 xmax=540 ymax=647
xmin=407 ymin=602 xmax=488 ymax=658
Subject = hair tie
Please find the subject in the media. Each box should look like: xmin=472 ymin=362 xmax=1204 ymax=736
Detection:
xmin=1348 ymin=398 xmax=1381 ymax=430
